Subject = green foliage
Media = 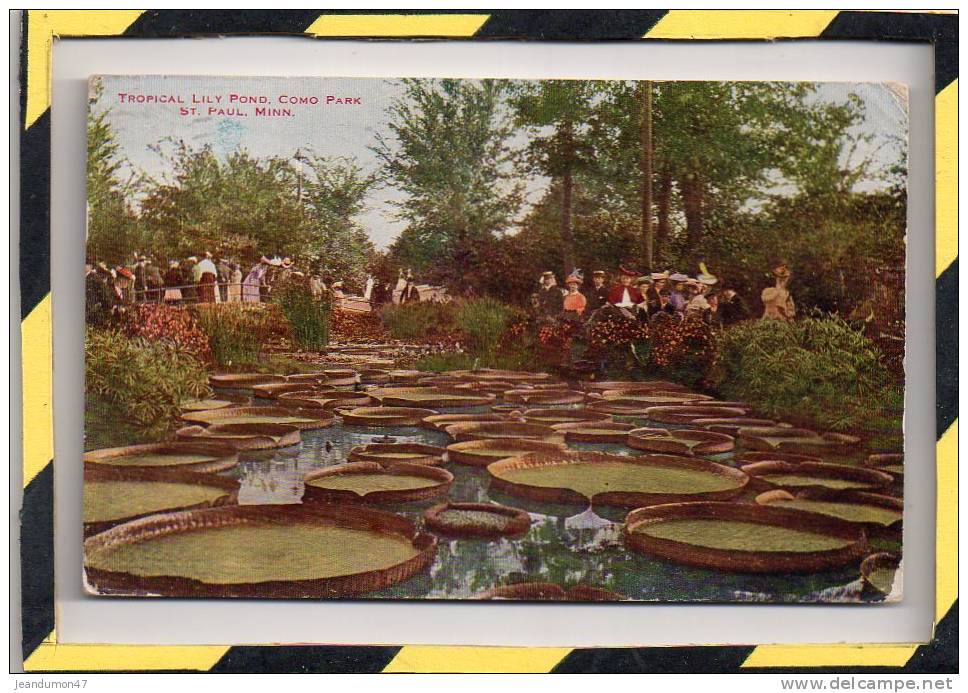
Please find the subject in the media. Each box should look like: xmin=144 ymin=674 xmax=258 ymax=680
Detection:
xmin=375 ymin=79 xmax=524 ymax=288
xmin=380 ymin=301 xmax=459 ymax=340
xmin=275 ymin=284 xmax=331 ymax=351
xmin=192 ymin=304 xmax=270 ymax=367
xmin=710 ymin=315 xmax=891 ymax=431
xmin=86 ymin=77 xmax=145 ymax=264
xmin=85 ymin=328 xmax=210 ymax=437
xmin=455 ymin=298 xmax=518 ymax=359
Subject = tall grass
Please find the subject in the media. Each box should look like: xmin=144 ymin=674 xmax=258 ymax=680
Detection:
xmin=193 ymin=303 xmax=267 ymax=367
xmin=380 ymin=301 xmax=458 ymax=340
xmin=455 ymin=298 xmax=517 ymax=360
xmin=276 ymin=285 xmax=330 ymax=350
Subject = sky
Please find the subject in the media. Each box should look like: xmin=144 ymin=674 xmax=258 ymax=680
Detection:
xmin=95 ymin=75 xmax=908 ymax=250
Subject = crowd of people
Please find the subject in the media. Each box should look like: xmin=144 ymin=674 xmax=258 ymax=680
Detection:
xmin=84 ymin=251 xmax=438 ymax=326
xmin=84 ymin=251 xmax=344 ymax=325
xmin=530 ymin=262 xmax=797 ymax=329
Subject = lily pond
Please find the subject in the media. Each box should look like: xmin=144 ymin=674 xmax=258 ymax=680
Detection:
xmin=204 ymin=394 xmax=892 ymax=603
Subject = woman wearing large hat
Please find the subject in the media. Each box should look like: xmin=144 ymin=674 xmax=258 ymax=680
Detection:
xmin=761 ymin=262 xmax=796 ymax=321
xmin=607 ymin=266 xmax=643 ymax=308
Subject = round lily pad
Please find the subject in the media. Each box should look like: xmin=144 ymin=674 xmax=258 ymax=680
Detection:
xmin=692 ymin=417 xmax=778 ymax=435
xmin=369 ymin=386 xmax=496 ymax=408
xmin=580 ymin=380 xmax=689 ymax=394
xmin=180 ymin=398 xmax=235 ymax=412
xmin=758 ymin=494 xmax=902 ymax=528
xmin=84 ymin=503 xmax=438 ymax=597
xmin=175 ymin=423 xmax=301 ymax=451
xmin=645 ymin=405 xmax=749 ymax=424
xmin=84 ymin=442 xmax=238 ymax=473
xmin=209 ymin=373 xmax=286 ymax=389
xmin=742 ymin=460 xmax=894 ymax=493
xmin=349 ymin=443 xmax=447 ymax=466
xmin=624 ymin=502 xmax=869 ymax=573
xmin=738 ymin=426 xmax=862 ymax=455
xmin=424 ymin=502 xmax=531 ymax=539
xmin=303 ymin=462 xmax=453 ymax=504
xmin=627 ymin=427 xmax=735 ymax=456
xmin=181 ymin=406 xmax=334 ymax=430
xmin=488 ymin=451 xmax=748 ymax=507
xmin=278 ymin=389 xmax=372 ymax=410
xmin=252 ymin=382 xmax=325 ymax=399
xmin=421 ymin=412 xmax=511 ymax=431
xmin=340 ymin=406 xmax=438 ymax=427
xmin=445 ymin=421 xmax=564 ymax=444
xmin=551 ymin=421 xmax=636 ymax=444
xmin=446 ymin=438 xmax=567 ymax=467
xmin=84 ymin=465 xmax=237 ymax=536
xmin=522 ymin=407 xmax=612 ymax=426
xmin=503 ymin=389 xmax=585 ymax=405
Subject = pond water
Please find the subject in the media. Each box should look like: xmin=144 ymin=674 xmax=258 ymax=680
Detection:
xmin=210 ymin=390 xmax=890 ymax=603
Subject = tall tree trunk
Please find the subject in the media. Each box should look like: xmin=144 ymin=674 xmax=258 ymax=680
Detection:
xmin=639 ymin=81 xmax=654 ymax=272
xmin=656 ymin=169 xmax=672 ymax=263
xmin=681 ymin=174 xmax=705 ymax=259
xmin=560 ymin=118 xmax=576 ymax=276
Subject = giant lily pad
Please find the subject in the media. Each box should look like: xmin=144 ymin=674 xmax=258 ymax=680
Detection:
xmin=421 ymin=412 xmax=512 ymax=431
xmin=179 ymin=398 xmax=235 ymax=412
xmin=181 ymin=406 xmax=334 ymax=430
xmin=84 ymin=504 xmax=437 ymax=597
xmin=692 ymin=417 xmax=778 ymax=435
xmin=755 ymin=489 xmax=902 ymax=529
xmin=209 ymin=373 xmax=286 ymax=389
xmin=340 ymin=406 xmax=438 ymax=427
xmin=580 ymin=380 xmax=689 ymax=394
xmin=175 ymin=423 xmax=301 ymax=451
xmin=278 ymin=389 xmax=372 ymax=410
xmin=445 ymin=421 xmax=564 ymax=444
xmin=627 ymin=427 xmax=735 ymax=456
xmin=865 ymin=453 xmax=904 ymax=479
xmin=446 ymin=438 xmax=567 ymax=467
xmin=487 ymin=451 xmax=748 ymax=507
xmin=83 ymin=464 xmax=237 ymax=535
xmin=368 ymin=386 xmax=496 ymax=408
xmin=84 ymin=442 xmax=238 ymax=473
xmin=624 ymin=501 xmax=869 ymax=573
xmin=645 ymin=405 xmax=748 ymax=424
xmin=742 ymin=460 xmax=893 ymax=492
xmin=550 ymin=421 xmax=636 ymax=444
xmin=349 ymin=443 xmax=447 ymax=467
xmin=303 ymin=462 xmax=453 ymax=504
xmin=522 ymin=407 xmax=612 ymax=426
xmin=502 ymin=389 xmax=585 ymax=405
xmin=738 ymin=426 xmax=861 ymax=455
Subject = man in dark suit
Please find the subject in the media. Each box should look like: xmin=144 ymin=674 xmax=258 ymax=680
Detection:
xmin=584 ymin=270 xmax=609 ymax=312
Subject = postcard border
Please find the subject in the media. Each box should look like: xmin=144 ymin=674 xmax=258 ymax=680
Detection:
xmin=17 ymin=9 xmax=957 ymax=673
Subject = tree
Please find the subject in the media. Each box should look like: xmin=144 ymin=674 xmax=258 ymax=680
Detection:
xmin=86 ymin=77 xmax=144 ymax=263
xmin=509 ymin=80 xmax=602 ymax=276
xmin=374 ymin=78 xmax=524 ymax=288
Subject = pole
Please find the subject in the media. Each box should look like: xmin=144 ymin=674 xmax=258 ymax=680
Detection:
xmin=639 ymin=80 xmax=654 ymax=273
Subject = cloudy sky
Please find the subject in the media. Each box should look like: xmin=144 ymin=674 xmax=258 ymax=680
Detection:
xmin=96 ymin=75 xmax=907 ymax=250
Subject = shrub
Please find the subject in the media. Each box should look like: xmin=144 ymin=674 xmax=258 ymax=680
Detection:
xmin=710 ymin=315 xmax=891 ymax=431
xmin=122 ymin=304 xmax=211 ymax=362
xmin=192 ymin=303 xmax=270 ymax=367
xmin=380 ymin=301 xmax=459 ymax=341
xmin=455 ymin=298 xmax=519 ymax=360
xmin=646 ymin=314 xmax=717 ymax=387
xmin=275 ymin=284 xmax=330 ymax=350
xmin=86 ymin=327 xmax=210 ymax=437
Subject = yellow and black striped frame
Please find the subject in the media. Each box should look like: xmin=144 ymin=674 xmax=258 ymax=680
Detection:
xmin=16 ymin=9 xmax=957 ymax=673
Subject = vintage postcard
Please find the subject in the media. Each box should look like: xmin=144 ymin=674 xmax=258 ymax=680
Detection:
xmin=83 ymin=75 xmax=906 ymax=602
